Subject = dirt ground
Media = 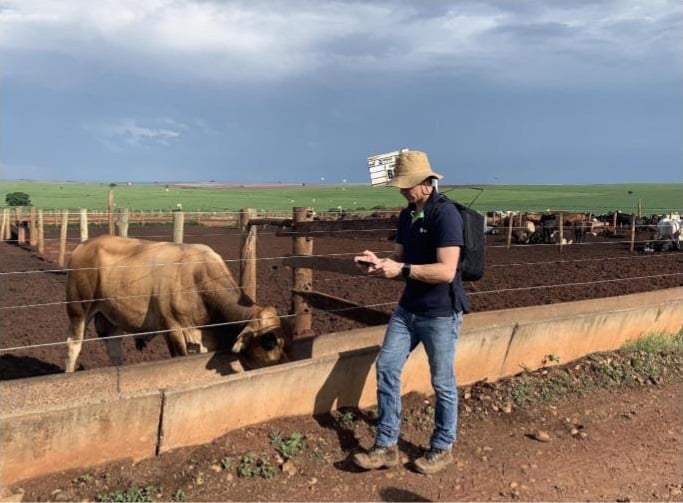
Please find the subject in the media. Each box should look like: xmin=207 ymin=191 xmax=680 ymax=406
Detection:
xmin=6 ymin=349 xmax=683 ymax=502
xmin=1 ymin=223 xmax=682 ymax=501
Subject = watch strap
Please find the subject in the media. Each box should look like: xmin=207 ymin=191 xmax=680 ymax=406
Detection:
xmin=401 ymin=263 xmax=411 ymax=279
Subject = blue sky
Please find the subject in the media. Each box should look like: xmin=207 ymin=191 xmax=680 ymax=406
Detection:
xmin=1 ymin=0 xmax=681 ymax=184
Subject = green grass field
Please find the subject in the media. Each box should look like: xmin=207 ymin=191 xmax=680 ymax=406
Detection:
xmin=0 ymin=181 xmax=680 ymax=214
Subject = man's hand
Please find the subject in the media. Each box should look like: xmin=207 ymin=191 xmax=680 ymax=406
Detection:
xmin=354 ymin=250 xmax=379 ymax=270
xmin=370 ymin=258 xmax=402 ymax=279
xmin=354 ymin=250 xmax=402 ymax=279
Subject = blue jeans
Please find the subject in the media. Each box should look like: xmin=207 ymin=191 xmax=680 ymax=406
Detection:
xmin=375 ymin=305 xmax=462 ymax=450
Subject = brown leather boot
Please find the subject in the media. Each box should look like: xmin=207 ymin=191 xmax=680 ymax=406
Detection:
xmin=352 ymin=444 xmax=399 ymax=470
xmin=414 ymin=446 xmax=453 ymax=474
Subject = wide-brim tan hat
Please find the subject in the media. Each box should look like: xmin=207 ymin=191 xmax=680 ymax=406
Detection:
xmin=386 ymin=150 xmax=443 ymax=189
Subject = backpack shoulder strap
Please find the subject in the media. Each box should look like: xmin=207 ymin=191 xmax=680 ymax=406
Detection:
xmin=424 ymin=193 xmax=453 ymax=228
xmin=423 ymin=193 xmax=461 ymax=311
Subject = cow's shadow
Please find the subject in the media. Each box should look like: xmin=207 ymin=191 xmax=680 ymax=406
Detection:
xmin=203 ymin=350 xmax=249 ymax=375
xmin=0 ymin=354 xmax=63 ymax=380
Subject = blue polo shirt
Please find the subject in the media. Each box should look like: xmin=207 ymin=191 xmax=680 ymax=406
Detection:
xmin=396 ymin=192 xmax=470 ymax=316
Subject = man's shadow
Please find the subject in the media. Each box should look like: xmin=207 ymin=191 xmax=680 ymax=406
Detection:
xmin=312 ymin=346 xmax=424 ymax=472
xmin=313 ymin=347 xmax=430 ymax=472
xmin=380 ymin=487 xmax=431 ymax=502
xmin=313 ymin=346 xmax=376 ymax=455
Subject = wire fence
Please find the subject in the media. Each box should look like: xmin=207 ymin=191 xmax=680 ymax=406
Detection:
xmin=2 ymin=270 xmax=681 ymax=354
xmin=1 ymin=210 xmax=681 ymax=356
xmin=1 ymin=248 xmax=680 ymax=277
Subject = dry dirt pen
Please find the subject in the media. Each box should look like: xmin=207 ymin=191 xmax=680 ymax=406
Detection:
xmin=1 ymin=213 xmax=682 ymax=487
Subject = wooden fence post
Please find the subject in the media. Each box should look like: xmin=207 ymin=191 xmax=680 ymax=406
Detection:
xmin=58 ymin=209 xmax=69 ymax=268
xmin=629 ymin=214 xmax=636 ymax=254
xmin=239 ymin=209 xmax=257 ymax=302
xmin=506 ymin=215 xmax=513 ymax=249
xmin=240 ymin=209 xmax=256 ymax=231
xmin=612 ymin=212 xmax=618 ymax=233
xmin=29 ymin=206 xmax=37 ymax=247
xmin=108 ymin=190 xmax=115 ymax=236
xmin=38 ymin=209 xmax=45 ymax=255
xmin=173 ymin=210 xmax=184 ymax=243
xmin=14 ymin=207 xmax=25 ymax=244
xmin=0 ymin=208 xmax=7 ymax=241
xmin=6 ymin=209 xmax=13 ymax=241
xmin=118 ymin=208 xmax=130 ymax=238
xmin=292 ymin=207 xmax=313 ymax=337
xmin=559 ymin=212 xmax=564 ymax=252
xmin=240 ymin=224 xmax=257 ymax=302
xmin=80 ymin=208 xmax=89 ymax=242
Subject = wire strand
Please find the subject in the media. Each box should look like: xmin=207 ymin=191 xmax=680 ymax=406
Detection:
xmin=1 ymin=272 xmax=680 ymax=354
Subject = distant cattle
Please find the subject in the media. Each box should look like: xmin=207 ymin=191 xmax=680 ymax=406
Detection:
xmin=512 ymin=221 xmax=536 ymax=244
xmin=645 ymin=213 xmax=682 ymax=253
xmin=540 ymin=214 xmax=558 ymax=244
xmin=523 ymin=212 xmax=543 ymax=224
xmin=573 ymin=221 xmax=591 ymax=244
xmin=595 ymin=211 xmax=634 ymax=229
xmin=561 ymin=213 xmax=591 ymax=226
xmin=65 ymin=235 xmax=287 ymax=372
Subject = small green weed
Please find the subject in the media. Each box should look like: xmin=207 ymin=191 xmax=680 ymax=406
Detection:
xmin=416 ymin=404 xmax=434 ymax=430
xmin=75 ymin=474 xmax=93 ymax=484
xmin=171 ymin=489 xmax=186 ymax=502
xmin=270 ymin=431 xmax=305 ymax=460
xmin=335 ymin=410 xmax=356 ymax=429
xmin=310 ymin=448 xmax=331 ymax=461
xmin=544 ymin=353 xmax=561 ymax=364
xmin=509 ymin=382 xmax=534 ymax=406
xmin=220 ymin=457 xmax=232 ymax=470
xmin=238 ymin=453 xmax=275 ymax=479
xmin=536 ymin=373 xmax=572 ymax=402
xmin=96 ymin=485 xmax=155 ymax=502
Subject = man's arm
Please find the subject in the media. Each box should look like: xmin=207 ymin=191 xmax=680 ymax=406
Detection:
xmin=368 ymin=245 xmax=460 ymax=283
xmin=407 ymin=246 xmax=459 ymax=283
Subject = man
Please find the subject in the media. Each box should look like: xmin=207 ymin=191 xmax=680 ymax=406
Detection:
xmin=352 ymin=150 xmax=468 ymax=475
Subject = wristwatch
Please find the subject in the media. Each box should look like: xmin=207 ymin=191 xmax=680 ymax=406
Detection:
xmin=401 ymin=263 xmax=411 ymax=279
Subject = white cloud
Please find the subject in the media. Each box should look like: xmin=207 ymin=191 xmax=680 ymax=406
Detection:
xmin=0 ymin=0 xmax=680 ymax=87
xmin=89 ymin=118 xmax=183 ymax=150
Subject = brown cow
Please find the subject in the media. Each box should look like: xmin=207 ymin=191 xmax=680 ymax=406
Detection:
xmin=64 ymin=235 xmax=287 ymax=372
xmin=512 ymin=221 xmax=536 ymax=244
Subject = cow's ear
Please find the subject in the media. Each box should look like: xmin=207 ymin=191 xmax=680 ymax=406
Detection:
xmin=232 ymin=325 xmax=254 ymax=353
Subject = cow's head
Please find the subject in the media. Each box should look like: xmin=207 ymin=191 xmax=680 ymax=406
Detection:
xmin=232 ymin=306 xmax=287 ymax=367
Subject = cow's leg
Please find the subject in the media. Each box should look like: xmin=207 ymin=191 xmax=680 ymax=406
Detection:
xmin=94 ymin=313 xmax=124 ymax=367
xmin=184 ymin=327 xmax=208 ymax=354
xmin=65 ymin=316 xmax=87 ymax=373
xmin=164 ymin=324 xmax=189 ymax=357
